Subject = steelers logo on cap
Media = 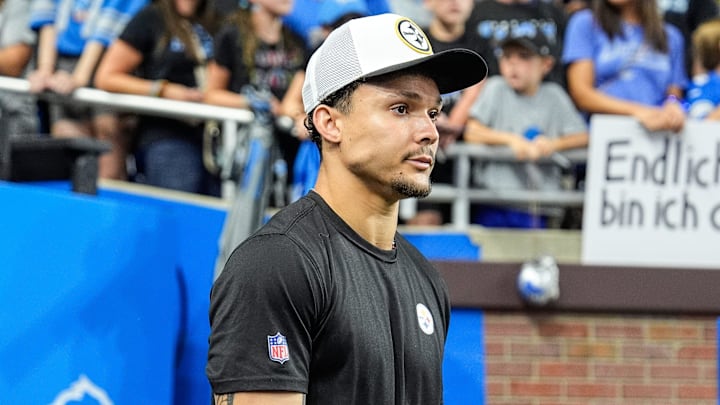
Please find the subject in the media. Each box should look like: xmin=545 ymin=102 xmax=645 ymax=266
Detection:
xmin=396 ymin=18 xmax=432 ymax=55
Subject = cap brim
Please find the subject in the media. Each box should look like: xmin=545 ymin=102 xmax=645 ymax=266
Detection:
xmin=500 ymin=38 xmax=540 ymax=54
xmin=364 ymin=48 xmax=488 ymax=94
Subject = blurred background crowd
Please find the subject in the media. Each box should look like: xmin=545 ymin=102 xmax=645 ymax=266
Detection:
xmin=1 ymin=0 xmax=719 ymax=228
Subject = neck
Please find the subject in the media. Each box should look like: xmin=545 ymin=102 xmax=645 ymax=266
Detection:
xmin=517 ymin=81 xmax=541 ymax=96
xmin=619 ymin=5 xmax=640 ymax=24
xmin=252 ymin=8 xmax=283 ymax=44
xmin=429 ymin=19 xmax=465 ymax=42
xmin=313 ymin=167 xmax=399 ymax=251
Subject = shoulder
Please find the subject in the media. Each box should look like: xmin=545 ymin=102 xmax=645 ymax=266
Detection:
xmin=216 ymin=21 xmax=240 ymax=43
xmin=220 ymin=196 xmax=336 ymax=286
xmin=251 ymin=196 xmax=333 ymax=263
xmin=664 ymin=22 xmax=684 ymax=44
xmin=395 ymin=235 xmax=450 ymax=295
xmin=120 ymin=4 xmax=162 ymax=42
xmin=567 ymin=9 xmax=594 ymax=26
xmin=483 ymin=76 xmax=510 ymax=93
xmin=131 ymin=3 xmax=162 ymax=23
xmin=541 ymin=81 xmax=570 ymax=97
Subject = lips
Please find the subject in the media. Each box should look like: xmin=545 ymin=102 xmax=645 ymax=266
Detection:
xmin=407 ymin=155 xmax=434 ymax=170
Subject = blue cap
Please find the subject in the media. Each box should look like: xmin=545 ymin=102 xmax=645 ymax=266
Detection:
xmin=317 ymin=0 xmax=369 ymax=27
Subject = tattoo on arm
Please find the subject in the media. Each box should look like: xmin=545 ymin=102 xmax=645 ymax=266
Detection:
xmin=214 ymin=393 xmax=234 ymax=405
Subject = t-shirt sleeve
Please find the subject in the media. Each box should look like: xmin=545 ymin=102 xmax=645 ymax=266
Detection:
xmin=118 ymin=4 xmax=158 ymax=55
xmin=0 ymin=0 xmax=36 ymax=47
xmin=468 ymin=76 xmax=502 ymax=125
xmin=213 ymin=23 xmax=238 ymax=70
xmin=207 ymin=233 xmax=322 ymax=395
xmin=561 ymin=9 xmax=595 ymax=65
xmin=90 ymin=0 xmax=148 ymax=46
xmin=29 ymin=0 xmax=56 ymax=30
xmin=547 ymin=83 xmax=587 ymax=136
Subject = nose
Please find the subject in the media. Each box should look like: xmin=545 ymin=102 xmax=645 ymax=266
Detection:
xmin=416 ymin=114 xmax=439 ymax=146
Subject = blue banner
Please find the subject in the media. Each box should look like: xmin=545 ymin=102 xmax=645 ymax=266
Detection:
xmin=0 ymin=182 xmax=181 ymax=403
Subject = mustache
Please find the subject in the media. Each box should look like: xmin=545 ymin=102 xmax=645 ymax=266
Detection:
xmin=403 ymin=146 xmax=436 ymax=162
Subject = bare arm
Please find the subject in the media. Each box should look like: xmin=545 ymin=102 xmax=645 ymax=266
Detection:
xmin=204 ymin=61 xmax=249 ymax=108
xmin=213 ymin=391 xmax=304 ymax=405
xmin=0 ymin=43 xmax=32 ymax=77
xmin=566 ymin=60 xmax=684 ymax=132
xmin=464 ymin=118 xmax=538 ymax=160
xmin=548 ymin=132 xmax=588 ymax=152
xmin=95 ymin=39 xmax=202 ymax=101
xmin=72 ymin=40 xmax=105 ymax=87
xmin=279 ymin=71 xmax=307 ymax=139
xmin=706 ymin=105 xmax=720 ymax=121
xmin=28 ymin=24 xmax=58 ymax=93
xmin=47 ymin=40 xmax=105 ymax=95
xmin=532 ymin=132 xmax=589 ymax=158
xmin=446 ymin=81 xmax=484 ymax=128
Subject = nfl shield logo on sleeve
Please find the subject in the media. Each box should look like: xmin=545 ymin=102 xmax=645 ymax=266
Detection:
xmin=267 ymin=332 xmax=290 ymax=364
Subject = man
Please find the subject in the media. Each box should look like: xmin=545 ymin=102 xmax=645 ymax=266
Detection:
xmin=206 ymin=13 xmax=487 ymax=404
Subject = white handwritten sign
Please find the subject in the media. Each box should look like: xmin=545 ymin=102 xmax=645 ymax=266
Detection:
xmin=582 ymin=115 xmax=720 ymax=269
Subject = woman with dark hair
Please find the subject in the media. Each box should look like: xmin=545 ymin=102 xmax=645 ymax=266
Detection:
xmin=204 ymin=0 xmax=308 ymax=275
xmin=95 ymin=0 xmax=220 ymax=195
xmin=562 ymin=0 xmax=688 ymax=132
xmin=204 ymin=0 xmax=307 ymax=200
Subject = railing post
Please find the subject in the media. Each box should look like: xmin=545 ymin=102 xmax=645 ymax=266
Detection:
xmin=452 ymin=145 xmax=471 ymax=230
xmin=221 ymin=119 xmax=238 ymax=200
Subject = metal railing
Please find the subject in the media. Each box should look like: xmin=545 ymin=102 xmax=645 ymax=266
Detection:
xmin=1 ymin=75 xmax=588 ymax=228
xmin=415 ymin=143 xmax=588 ymax=229
xmin=0 ymin=76 xmax=254 ymax=198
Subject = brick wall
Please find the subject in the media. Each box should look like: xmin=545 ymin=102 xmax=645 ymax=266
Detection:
xmin=484 ymin=312 xmax=717 ymax=404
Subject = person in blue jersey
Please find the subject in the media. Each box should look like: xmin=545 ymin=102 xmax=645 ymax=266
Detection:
xmin=27 ymin=0 xmax=147 ymax=180
xmin=95 ymin=0 xmax=220 ymax=195
xmin=207 ymin=13 xmax=487 ymax=405
xmin=563 ymin=0 xmax=688 ymax=132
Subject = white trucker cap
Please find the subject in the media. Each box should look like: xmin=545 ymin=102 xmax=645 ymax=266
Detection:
xmin=302 ymin=13 xmax=488 ymax=113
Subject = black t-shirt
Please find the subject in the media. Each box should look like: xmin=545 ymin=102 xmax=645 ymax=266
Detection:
xmin=213 ymin=22 xmax=308 ymax=100
xmin=466 ymin=0 xmax=567 ymax=87
xmin=207 ymin=191 xmax=451 ymax=403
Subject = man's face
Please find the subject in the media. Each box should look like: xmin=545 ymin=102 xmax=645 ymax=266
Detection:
xmin=335 ymin=74 xmax=442 ymax=199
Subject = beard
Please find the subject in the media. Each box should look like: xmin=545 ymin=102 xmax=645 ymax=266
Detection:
xmin=391 ymin=175 xmax=432 ymax=198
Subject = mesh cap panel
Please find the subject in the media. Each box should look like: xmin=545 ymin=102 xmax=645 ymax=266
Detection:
xmin=302 ymin=25 xmax=363 ymax=113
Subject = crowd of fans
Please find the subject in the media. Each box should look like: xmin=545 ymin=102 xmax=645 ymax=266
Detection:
xmin=1 ymin=0 xmax=720 ymax=228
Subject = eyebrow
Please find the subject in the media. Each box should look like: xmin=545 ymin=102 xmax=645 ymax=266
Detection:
xmin=395 ymin=89 xmax=443 ymax=109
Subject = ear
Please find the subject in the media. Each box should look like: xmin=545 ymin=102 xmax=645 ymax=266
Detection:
xmin=313 ymin=105 xmax=343 ymax=145
xmin=542 ymin=56 xmax=556 ymax=76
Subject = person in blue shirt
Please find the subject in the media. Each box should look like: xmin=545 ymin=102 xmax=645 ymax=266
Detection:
xmin=686 ymin=17 xmax=720 ymax=120
xmin=563 ymin=0 xmax=688 ymax=132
